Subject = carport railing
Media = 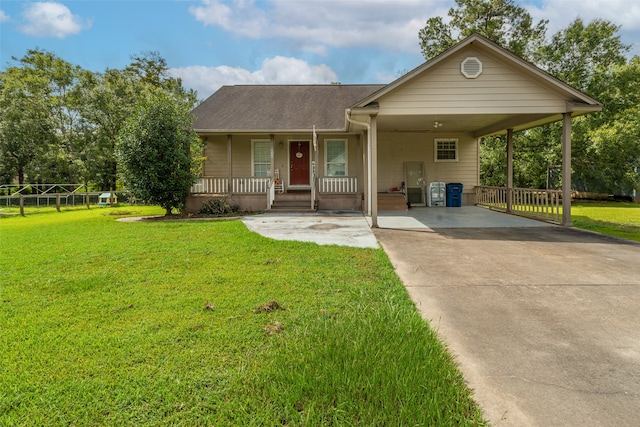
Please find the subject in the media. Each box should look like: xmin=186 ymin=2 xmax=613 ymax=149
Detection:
xmin=476 ymin=186 xmax=562 ymax=223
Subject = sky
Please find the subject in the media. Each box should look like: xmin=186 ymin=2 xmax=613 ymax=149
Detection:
xmin=1 ymin=0 xmax=640 ymax=100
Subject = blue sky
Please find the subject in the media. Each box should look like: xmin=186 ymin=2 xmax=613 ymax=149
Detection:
xmin=1 ymin=0 xmax=639 ymax=100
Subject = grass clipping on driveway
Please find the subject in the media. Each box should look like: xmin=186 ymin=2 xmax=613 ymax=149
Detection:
xmin=0 ymin=207 xmax=485 ymax=426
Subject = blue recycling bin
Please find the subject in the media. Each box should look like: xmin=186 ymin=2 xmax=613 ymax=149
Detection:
xmin=446 ymin=183 xmax=463 ymax=207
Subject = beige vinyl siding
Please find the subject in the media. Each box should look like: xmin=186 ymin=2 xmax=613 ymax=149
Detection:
xmin=204 ymin=133 xmax=363 ymax=182
xmin=376 ymin=132 xmax=478 ymax=192
xmin=233 ymin=136 xmax=259 ymax=177
xmin=203 ymin=136 xmax=228 ymax=176
xmin=378 ymin=48 xmax=567 ymax=115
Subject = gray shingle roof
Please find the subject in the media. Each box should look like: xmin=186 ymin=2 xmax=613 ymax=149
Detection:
xmin=192 ymin=84 xmax=384 ymax=132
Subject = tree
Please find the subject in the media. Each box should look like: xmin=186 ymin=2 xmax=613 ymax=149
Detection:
xmin=80 ymin=51 xmax=198 ymax=191
xmin=0 ymin=49 xmax=93 ymax=186
xmin=418 ymin=0 xmax=547 ymax=61
xmin=116 ymin=89 xmax=203 ymax=215
xmin=534 ymin=18 xmax=629 ymax=92
xmin=570 ymin=58 xmax=640 ymax=194
xmin=0 ymin=64 xmax=53 ymax=185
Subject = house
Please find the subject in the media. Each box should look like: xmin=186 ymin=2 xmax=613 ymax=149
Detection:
xmin=188 ymin=33 xmax=601 ymax=227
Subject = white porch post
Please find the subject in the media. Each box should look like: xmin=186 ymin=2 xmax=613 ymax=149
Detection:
xmin=269 ymin=134 xmax=275 ymax=178
xmin=365 ymin=129 xmax=371 ymax=215
xmin=227 ymin=134 xmax=232 ymax=194
xmin=269 ymin=134 xmax=275 ymax=210
xmin=562 ymin=113 xmax=573 ymax=226
xmin=370 ymin=114 xmax=378 ymax=228
xmin=506 ymin=128 xmax=514 ymax=213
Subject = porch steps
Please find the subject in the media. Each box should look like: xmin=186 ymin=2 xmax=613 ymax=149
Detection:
xmin=378 ymin=193 xmax=408 ymax=211
xmin=271 ymin=191 xmax=316 ymax=212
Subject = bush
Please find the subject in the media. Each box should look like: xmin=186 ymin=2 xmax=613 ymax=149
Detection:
xmin=198 ymin=196 xmax=240 ymax=216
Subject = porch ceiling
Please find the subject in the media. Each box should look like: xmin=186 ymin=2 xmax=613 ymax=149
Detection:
xmin=374 ymin=113 xmax=563 ymax=137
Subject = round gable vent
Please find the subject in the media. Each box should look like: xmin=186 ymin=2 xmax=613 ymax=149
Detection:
xmin=461 ymin=57 xmax=483 ymax=79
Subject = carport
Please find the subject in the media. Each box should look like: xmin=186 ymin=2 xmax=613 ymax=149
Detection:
xmin=346 ymin=34 xmax=601 ymax=228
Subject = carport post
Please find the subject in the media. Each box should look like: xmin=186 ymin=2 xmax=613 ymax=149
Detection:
xmin=370 ymin=114 xmax=378 ymax=228
xmin=506 ymin=128 xmax=514 ymax=213
xmin=562 ymin=113 xmax=572 ymax=227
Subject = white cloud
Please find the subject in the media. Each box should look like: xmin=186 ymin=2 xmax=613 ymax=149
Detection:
xmin=0 ymin=10 xmax=10 ymax=23
xmin=20 ymin=2 xmax=90 ymax=38
xmin=189 ymin=0 xmax=436 ymax=54
xmin=170 ymin=56 xmax=338 ymax=99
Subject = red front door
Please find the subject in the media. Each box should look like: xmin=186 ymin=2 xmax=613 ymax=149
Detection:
xmin=289 ymin=141 xmax=310 ymax=186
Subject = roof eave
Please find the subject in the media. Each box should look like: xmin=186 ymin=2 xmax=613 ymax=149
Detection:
xmin=194 ymin=128 xmax=351 ymax=135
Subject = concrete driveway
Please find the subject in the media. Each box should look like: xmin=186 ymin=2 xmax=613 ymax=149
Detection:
xmin=375 ymin=224 xmax=640 ymax=426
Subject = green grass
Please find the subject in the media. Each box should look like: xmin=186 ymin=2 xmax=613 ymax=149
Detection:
xmin=572 ymin=202 xmax=640 ymax=242
xmin=0 ymin=207 xmax=485 ymax=426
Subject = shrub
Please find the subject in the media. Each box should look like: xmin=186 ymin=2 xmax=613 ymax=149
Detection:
xmin=198 ymin=196 xmax=240 ymax=216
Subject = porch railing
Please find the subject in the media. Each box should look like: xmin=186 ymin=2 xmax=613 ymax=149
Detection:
xmin=232 ymin=177 xmax=269 ymax=193
xmin=191 ymin=177 xmax=271 ymax=194
xmin=192 ymin=176 xmax=359 ymax=195
xmin=318 ymin=176 xmax=358 ymax=193
xmin=476 ymin=186 xmax=562 ymax=223
xmin=191 ymin=177 xmax=228 ymax=194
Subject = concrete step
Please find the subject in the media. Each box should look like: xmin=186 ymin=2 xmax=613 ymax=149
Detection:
xmin=271 ymin=190 xmax=316 ymax=211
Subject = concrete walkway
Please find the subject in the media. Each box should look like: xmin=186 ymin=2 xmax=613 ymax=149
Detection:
xmin=241 ymin=207 xmax=640 ymax=426
xmin=241 ymin=211 xmax=379 ymax=248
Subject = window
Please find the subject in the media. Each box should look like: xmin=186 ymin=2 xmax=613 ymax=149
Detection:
xmin=325 ymin=140 xmax=347 ymax=176
xmin=434 ymin=138 xmax=458 ymax=162
xmin=252 ymin=140 xmax=271 ymax=176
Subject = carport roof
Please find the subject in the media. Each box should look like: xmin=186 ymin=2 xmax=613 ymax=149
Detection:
xmin=350 ymin=33 xmax=602 ymax=137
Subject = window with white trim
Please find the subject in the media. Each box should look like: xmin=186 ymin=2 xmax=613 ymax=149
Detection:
xmin=252 ymin=140 xmax=271 ymax=176
xmin=325 ymin=139 xmax=348 ymax=176
xmin=434 ymin=138 xmax=458 ymax=162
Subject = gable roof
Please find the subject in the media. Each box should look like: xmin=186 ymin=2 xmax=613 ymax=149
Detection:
xmin=192 ymin=84 xmax=384 ymax=133
xmin=193 ymin=34 xmax=601 ymax=137
xmin=357 ymin=33 xmax=601 ymax=109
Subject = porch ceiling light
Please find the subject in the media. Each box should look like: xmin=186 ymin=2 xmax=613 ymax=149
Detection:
xmin=434 ymin=121 xmax=443 ymax=128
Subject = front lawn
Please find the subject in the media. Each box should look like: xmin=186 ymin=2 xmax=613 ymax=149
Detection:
xmin=0 ymin=207 xmax=485 ymax=426
xmin=572 ymin=202 xmax=640 ymax=242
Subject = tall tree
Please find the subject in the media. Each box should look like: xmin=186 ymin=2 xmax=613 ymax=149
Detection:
xmin=534 ymin=18 xmax=630 ymax=92
xmin=0 ymin=50 xmax=92 ymax=186
xmin=571 ymin=58 xmax=640 ymax=194
xmin=116 ymin=89 xmax=202 ymax=215
xmin=418 ymin=0 xmax=548 ymax=61
xmin=0 ymin=51 xmax=56 ymax=185
xmin=72 ymin=51 xmax=197 ymax=191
